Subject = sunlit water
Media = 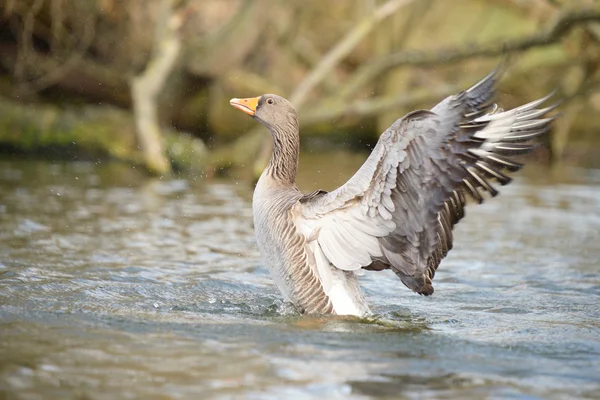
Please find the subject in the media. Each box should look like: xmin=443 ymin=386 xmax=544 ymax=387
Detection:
xmin=0 ymin=157 xmax=599 ymax=399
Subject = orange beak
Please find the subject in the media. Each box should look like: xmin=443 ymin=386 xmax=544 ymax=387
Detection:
xmin=229 ymin=97 xmax=260 ymax=116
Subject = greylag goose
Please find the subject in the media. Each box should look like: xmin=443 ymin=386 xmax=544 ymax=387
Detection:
xmin=230 ymin=70 xmax=557 ymax=317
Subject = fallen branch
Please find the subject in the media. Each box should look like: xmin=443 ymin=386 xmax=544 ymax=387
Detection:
xmin=339 ymin=9 xmax=600 ymax=99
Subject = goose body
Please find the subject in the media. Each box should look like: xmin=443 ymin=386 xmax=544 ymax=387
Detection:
xmin=230 ymin=70 xmax=557 ymax=317
xmin=252 ymin=173 xmax=370 ymax=315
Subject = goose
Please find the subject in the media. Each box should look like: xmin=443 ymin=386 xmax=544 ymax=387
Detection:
xmin=229 ymin=70 xmax=557 ymax=316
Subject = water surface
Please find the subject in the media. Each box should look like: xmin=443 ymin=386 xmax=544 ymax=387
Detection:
xmin=0 ymin=157 xmax=599 ymax=399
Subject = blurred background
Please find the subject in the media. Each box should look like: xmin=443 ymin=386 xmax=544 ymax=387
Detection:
xmin=2 ymin=2 xmax=600 ymax=398
xmin=0 ymin=0 xmax=599 ymax=178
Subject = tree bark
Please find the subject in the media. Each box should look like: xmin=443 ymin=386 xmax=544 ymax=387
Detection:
xmin=131 ymin=0 xmax=183 ymax=175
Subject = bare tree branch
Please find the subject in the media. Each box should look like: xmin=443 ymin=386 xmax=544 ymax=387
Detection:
xmin=289 ymin=0 xmax=417 ymax=108
xmin=13 ymin=0 xmax=44 ymax=86
xmin=26 ymin=15 xmax=96 ymax=93
xmin=131 ymin=0 xmax=186 ymax=175
xmin=3 ymin=0 xmax=17 ymax=17
xmin=301 ymin=83 xmax=459 ymax=125
xmin=338 ymin=9 xmax=600 ymax=99
xmin=9 ymin=0 xmax=98 ymax=97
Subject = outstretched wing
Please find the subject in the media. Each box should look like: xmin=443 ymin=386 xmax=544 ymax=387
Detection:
xmin=294 ymin=70 xmax=557 ymax=295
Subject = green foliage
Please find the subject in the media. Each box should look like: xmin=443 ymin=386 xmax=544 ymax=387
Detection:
xmin=0 ymin=97 xmax=207 ymax=172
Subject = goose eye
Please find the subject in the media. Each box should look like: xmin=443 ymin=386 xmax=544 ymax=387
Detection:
xmin=267 ymin=98 xmax=274 ymax=105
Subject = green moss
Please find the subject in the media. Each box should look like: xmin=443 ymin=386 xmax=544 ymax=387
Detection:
xmin=0 ymin=97 xmax=207 ymax=173
xmin=165 ymin=131 xmax=208 ymax=172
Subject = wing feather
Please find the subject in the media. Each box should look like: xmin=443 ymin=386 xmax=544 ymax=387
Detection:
xmin=309 ymin=241 xmax=333 ymax=294
xmin=295 ymin=69 xmax=558 ymax=295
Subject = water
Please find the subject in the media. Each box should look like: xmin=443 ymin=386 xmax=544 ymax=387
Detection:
xmin=0 ymin=157 xmax=599 ymax=399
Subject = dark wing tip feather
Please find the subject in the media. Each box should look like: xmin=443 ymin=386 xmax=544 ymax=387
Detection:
xmin=486 ymin=154 xmax=524 ymax=172
xmin=465 ymin=68 xmax=501 ymax=111
xmin=300 ymin=189 xmax=328 ymax=203
xmin=369 ymin=68 xmax=558 ymax=298
xmin=492 ymin=143 xmax=539 ymax=156
xmin=418 ymin=76 xmax=559 ymax=293
xmin=457 ymin=88 xmax=559 ymax=201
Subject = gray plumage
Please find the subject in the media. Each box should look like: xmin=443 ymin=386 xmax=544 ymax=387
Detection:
xmin=231 ymin=70 xmax=558 ymax=316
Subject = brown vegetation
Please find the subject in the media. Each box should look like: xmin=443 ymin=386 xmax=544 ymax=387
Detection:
xmin=0 ymin=0 xmax=599 ymax=175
